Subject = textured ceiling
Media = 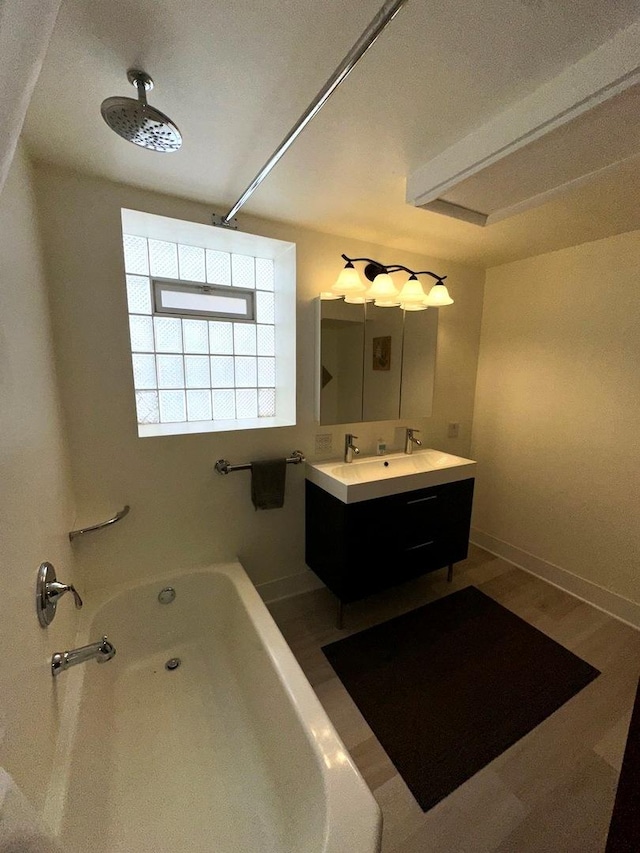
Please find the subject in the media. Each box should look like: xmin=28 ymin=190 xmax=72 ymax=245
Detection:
xmin=22 ymin=0 xmax=640 ymax=267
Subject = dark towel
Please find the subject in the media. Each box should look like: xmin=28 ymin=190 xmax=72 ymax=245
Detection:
xmin=251 ymin=459 xmax=287 ymax=510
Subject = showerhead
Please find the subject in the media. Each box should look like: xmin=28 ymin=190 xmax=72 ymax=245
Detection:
xmin=100 ymin=70 xmax=182 ymax=152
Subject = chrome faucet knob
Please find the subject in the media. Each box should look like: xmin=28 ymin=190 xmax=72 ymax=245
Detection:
xmin=47 ymin=581 xmax=83 ymax=609
xmin=36 ymin=562 xmax=83 ymax=627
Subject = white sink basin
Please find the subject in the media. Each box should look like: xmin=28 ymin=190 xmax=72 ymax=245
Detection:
xmin=306 ymin=448 xmax=477 ymax=504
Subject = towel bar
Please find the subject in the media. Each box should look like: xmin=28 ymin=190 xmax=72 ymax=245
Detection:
xmin=69 ymin=506 xmax=130 ymax=541
xmin=215 ymin=450 xmax=305 ymax=475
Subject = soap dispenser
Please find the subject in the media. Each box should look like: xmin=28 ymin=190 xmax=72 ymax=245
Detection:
xmin=376 ymin=437 xmax=386 ymax=456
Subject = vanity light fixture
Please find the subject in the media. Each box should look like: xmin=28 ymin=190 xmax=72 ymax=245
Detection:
xmin=324 ymin=254 xmax=453 ymax=309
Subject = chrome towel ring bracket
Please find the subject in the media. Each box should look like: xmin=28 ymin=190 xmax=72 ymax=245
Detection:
xmin=69 ymin=505 xmax=130 ymax=541
xmin=36 ymin=562 xmax=83 ymax=627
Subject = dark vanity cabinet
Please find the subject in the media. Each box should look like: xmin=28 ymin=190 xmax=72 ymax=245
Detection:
xmin=305 ymin=477 xmax=474 ymax=604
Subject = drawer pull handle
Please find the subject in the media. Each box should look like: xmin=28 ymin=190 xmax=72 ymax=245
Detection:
xmin=407 ymin=495 xmax=438 ymax=505
xmin=405 ymin=540 xmax=435 ymax=551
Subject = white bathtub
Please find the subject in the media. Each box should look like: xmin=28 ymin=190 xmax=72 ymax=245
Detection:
xmin=44 ymin=562 xmax=381 ymax=853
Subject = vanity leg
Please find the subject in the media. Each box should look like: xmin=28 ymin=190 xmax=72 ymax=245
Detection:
xmin=336 ymin=599 xmax=344 ymax=630
xmin=447 ymin=563 xmax=454 ymax=583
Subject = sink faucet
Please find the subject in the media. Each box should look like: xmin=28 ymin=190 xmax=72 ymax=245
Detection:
xmin=344 ymin=433 xmax=360 ymax=463
xmin=51 ymin=636 xmax=116 ymax=677
xmin=404 ymin=428 xmax=422 ymax=455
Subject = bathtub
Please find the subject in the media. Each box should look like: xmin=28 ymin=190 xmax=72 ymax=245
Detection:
xmin=44 ymin=562 xmax=381 ymax=853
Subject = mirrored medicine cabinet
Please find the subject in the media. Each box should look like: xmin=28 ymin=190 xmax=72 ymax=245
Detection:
xmin=316 ymin=298 xmax=438 ymax=425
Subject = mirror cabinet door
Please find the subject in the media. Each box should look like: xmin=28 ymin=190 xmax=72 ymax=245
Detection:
xmin=317 ymin=298 xmax=438 ymax=425
xmin=363 ymin=304 xmax=404 ymax=421
xmin=400 ymin=308 xmax=438 ymax=419
xmin=319 ymin=300 xmax=365 ymax=425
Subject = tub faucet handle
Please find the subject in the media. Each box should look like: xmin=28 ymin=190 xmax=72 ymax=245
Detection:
xmin=47 ymin=580 xmax=83 ymax=609
xmin=36 ymin=562 xmax=83 ymax=627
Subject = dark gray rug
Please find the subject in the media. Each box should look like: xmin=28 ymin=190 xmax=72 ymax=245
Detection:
xmin=322 ymin=586 xmax=600 ymax=811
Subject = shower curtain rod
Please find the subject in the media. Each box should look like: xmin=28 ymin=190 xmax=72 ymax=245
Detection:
xmin=217 ymin=0 xmax=409 ymax=226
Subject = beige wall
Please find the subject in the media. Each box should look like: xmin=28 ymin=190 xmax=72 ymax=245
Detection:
xmin=0 ymin=145 xmax=78 ymax=809
xmin=34 ymin=164 xmax=485 ymax=594
xmin=472 ymin=230 xmax=640 ymax=605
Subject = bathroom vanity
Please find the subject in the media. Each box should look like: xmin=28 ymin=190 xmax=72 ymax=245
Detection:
xmin=305 ymin=449 xmax=476 ymax=608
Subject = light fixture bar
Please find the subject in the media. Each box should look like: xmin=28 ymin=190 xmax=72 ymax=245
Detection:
xmin=218 ymin=0 xmax=409 ymax=225
xmin=341 ymin=253 xmax=447 ymax=283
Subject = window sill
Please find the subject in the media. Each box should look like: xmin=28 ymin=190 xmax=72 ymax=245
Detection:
xmin=138 ymin=416 xmax=296 ymax=438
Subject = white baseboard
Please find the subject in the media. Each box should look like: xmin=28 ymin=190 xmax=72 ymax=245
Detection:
xmin=470 ymin=528 xmax=640 ymax=631
xmin=256 ymin=568 xmax=325 ymax=604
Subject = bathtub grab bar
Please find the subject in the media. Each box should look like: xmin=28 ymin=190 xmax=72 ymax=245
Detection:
xmin=69 ymin=506 xmax=130 ymax=541
xmin=215 ymin=450 xmax=305 ymax=475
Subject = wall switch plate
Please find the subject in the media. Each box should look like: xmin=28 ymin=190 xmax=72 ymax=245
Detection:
xmin=315 ymin=433 xmax=333 ymax=455
xmin=448 ymin=422 xmax=460 ymax=438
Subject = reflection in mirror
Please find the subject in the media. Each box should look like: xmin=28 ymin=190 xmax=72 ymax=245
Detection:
xmin=319 ymin=299 xmax=364 ymax=425
xmin=317 ymin=298 xmax=438 ymax=425
xmin=400 ymin=309 xmax=438 ymax=419
xmin=363 ymin=304 xmax=404 ymax=422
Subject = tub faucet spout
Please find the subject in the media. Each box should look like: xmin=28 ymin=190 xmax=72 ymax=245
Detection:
xmin=51 ymin=636 xmax=116 ymax=677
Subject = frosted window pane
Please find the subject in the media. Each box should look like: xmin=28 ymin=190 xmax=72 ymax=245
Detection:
xmin=185 ymin=355 xmax=210 ymax=388
xmin=256 ymin=291 xmax=274 ymax=324
xmin=233 ymin=324 xmax=256 ymax=355
xmin=129 ymin=315 xmax=154 ymax=352
xmin=210 ymin=356 xmax=235 ymax=387
xmin=212 ymin=390 xmax=235 ymax=419
xmin=132 ymin=354 xmax=157 ymax=389
xmin=258 ymin=388 xmax=276 ymax=417
xmin=136 ymin=390 xmax=159 ymax=424
xmin=206 ymin=250 xmax=231 ymax=286
xmin=149 ymin=239 xmax=179 ymax=278
xmin=157 ymin=355 xmax=184 ymax=389
xmin=178 ymin=244 xmax=206 ymax=282
xmin=255 ymin=258 xmax=275 ymax=291
xmin=257 ymin=357 xmax=275 ymax=387
xmin=257 ymin=324 xmax=275 ymax=355
xmin=159 ymin=390 xmax=186 ymax=422
xmin=187 ymin=390 xmax=212 ymax=421
xmin=126 ymin=275 xmax=152 ymax=314
xmin=236 ymin=389 xmax=258 ymax=419
xmin=209 ymin=321 xmax=233 ymax=354
xmin=231 ymin=254 xmax=255 ymax=289
xmin=235 ymin=356 xmax=257 ymax=387
xmin=123 ymin=235 xmax=149 ymax=275
xmin=154 ymin=317 xmax=183 ymax=353
xmin=182 ymin=319 xmax=209 ymax=354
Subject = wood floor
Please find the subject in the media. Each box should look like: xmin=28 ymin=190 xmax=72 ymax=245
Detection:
xmin=268 ymin=546 xmax=640 ymax=853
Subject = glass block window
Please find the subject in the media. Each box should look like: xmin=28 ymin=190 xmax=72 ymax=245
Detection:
xmin=121 ymin=213 xmax=294 ymax=437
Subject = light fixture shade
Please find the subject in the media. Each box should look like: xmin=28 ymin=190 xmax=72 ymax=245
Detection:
xmin=331 ymin=263 xmax=366 ymax=295
xmin=425 ymin=282 xmax=454 ymax=306
xmin=367 ymin=273 xmax=399 ymax=308
xmin=397 ymin=276 xmax=427 ymax=305
xmin=320 ymin=291 xmax=342 ymax=300
xmin=401 ymin=302 xmax=429 ymax=311
xmin=344 ymin=294 xmax=374 ymax=304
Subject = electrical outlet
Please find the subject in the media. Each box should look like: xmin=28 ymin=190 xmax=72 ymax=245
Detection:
xmin=447 ymin=422 xmax=460 ymax=438
xmin=315 ymin=433 xmax=333 ymax=455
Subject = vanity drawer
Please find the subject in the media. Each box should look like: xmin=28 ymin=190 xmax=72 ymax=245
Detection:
xmin=398 ymin=479 xmax=474 ymax=545
xmin=400 ymin=486 xmax=445 ymax=546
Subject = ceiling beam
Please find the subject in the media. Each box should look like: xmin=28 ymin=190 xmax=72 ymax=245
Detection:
xmin=406 ymin=19 xmax=640 ymax=209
